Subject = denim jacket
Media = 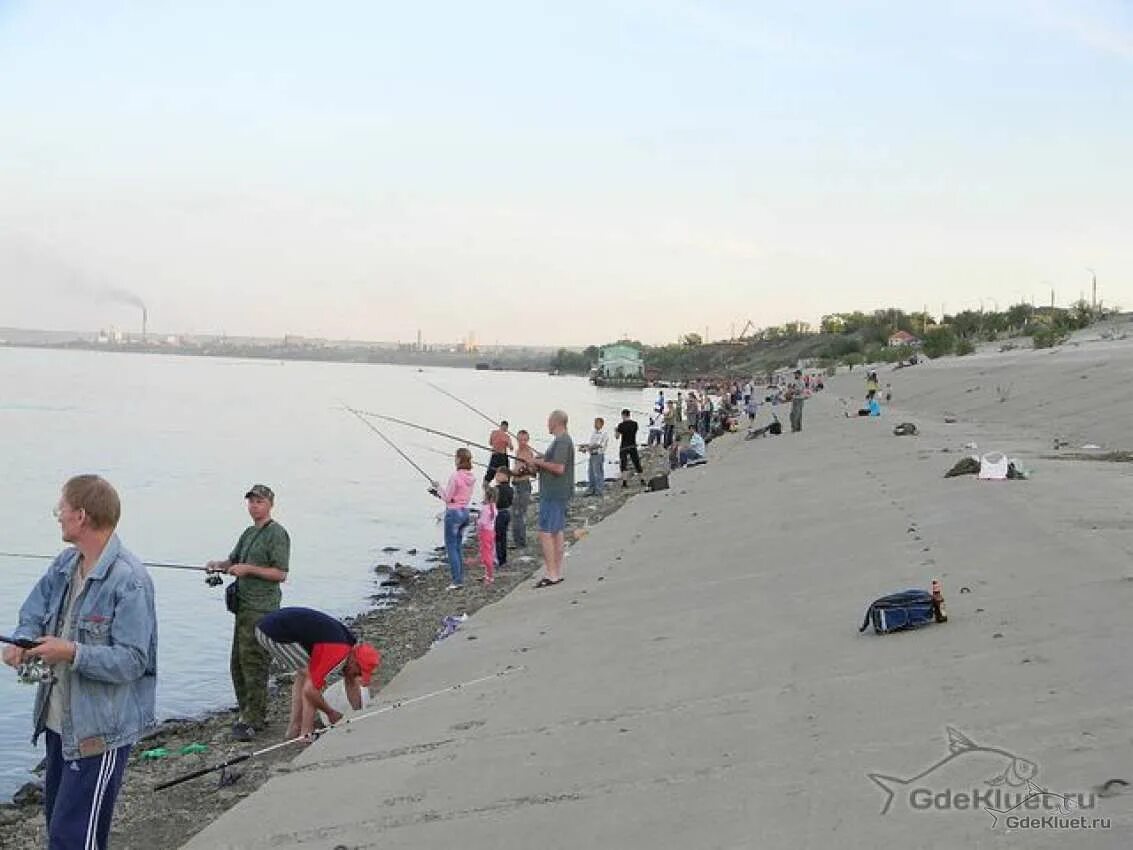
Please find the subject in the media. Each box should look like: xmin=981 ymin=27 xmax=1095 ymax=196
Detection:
xmin=13 ymin=535 xmax=158 ymax=760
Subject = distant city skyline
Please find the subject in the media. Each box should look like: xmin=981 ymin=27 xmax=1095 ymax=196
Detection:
xmin=1 ymin=1 xmax=1130 ymax=346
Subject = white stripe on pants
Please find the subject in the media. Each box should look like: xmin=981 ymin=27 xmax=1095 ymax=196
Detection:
xmin=85 ymin=747 xmax=116 ymax=850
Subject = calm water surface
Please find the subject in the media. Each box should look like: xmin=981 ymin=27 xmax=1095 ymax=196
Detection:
xmin=0 ymin=347 xmax=654 ymax=797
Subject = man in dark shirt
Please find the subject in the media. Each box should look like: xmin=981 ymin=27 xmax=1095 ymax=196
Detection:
xmin=491 ymin=467 xmax=514 ymax=567
xmin=254 ymin=607 xmax=380 ymax=739
xmin=615 ymin=409 xmax=647 ymax=488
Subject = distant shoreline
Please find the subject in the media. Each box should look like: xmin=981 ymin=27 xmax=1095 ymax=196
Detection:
xmin=0 ymin=340 xmax=555 ymax=373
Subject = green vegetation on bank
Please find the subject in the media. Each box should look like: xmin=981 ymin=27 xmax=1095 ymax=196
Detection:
xmin=553 ymin=300 xmax=1119 ymax=381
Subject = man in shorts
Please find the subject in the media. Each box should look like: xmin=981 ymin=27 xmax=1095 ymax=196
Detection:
xmin=486 ymin=420 xmax=514 ymax=483
xmin=254 ymin=606 xmax=380 ymax=739
xmin=526 ymin=409 xmax=574 ymax=588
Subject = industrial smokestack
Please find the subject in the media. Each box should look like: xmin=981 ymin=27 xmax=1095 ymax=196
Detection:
xmin=142 ymin=306 xmax=147 ymax=340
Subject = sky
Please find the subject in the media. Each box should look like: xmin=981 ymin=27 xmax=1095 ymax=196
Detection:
xmin=0 ymin=0 xmax=1131 ymax=346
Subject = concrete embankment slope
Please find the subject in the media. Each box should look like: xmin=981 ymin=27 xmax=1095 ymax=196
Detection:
xmin=186 ymin=370 xmax=1133 ymax=849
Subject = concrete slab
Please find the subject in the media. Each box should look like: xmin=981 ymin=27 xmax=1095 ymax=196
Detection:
xmin=186 ymin=362 xmax=1133 ymax=849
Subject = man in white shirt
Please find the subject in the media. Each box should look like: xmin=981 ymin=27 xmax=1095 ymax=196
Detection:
xmin=579 ymin=417 xmax=609 ymax=496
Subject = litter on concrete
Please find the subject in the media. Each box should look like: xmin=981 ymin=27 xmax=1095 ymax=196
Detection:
xmin=433 ymin=614 xmax=468 ymax=644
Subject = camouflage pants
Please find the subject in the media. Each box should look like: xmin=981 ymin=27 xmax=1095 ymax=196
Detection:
xmin=230 ymin=608 xmax=273 ymax=728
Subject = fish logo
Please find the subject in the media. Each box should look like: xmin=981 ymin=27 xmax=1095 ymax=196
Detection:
xmin=983 ymin=778 xmax=1082 ymax=828
xmin=867 ymin=727 xmax=1038 ymax=815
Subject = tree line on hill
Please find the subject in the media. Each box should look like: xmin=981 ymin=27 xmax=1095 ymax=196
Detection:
xmin=551 ymin=299 xmax=1117 ymax=380
xmin=819 ymin=299 xmax=1110 ymax=366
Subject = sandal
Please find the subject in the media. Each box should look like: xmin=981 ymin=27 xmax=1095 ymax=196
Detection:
xmin=534 ymin=577 xmax=564 ymax=588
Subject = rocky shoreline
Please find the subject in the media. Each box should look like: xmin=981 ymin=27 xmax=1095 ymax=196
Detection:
xmin=0 ymin=448 xmax=670 ymax=849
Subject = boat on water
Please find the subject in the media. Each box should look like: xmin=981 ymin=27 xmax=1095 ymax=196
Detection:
xmin=590 ymin=373 xmax=647 ymax=389
xmin=589 ymin=343 xmax=647 ymax=388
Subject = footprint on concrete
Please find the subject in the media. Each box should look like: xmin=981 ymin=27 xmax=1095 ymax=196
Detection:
xmin=451 ymin=720 xmax=486 ymax=731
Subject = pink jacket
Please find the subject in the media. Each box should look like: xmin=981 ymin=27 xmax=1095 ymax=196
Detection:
xmin=477 ymin=501 xmax=498 ymax=532
xmin=441 ymin=470 xmax=476 ymax=509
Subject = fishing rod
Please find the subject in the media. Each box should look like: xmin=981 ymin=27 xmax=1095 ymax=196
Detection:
xmin=154 ymin=666 xmax=522 ymax=792
xmin=346 ymin=407 xmax=539 ymax=464
xmin=420 ymin=381 xmax=589 ymax=462
xmin=343 ymin=405 xmax=436 ymax=484
xmin=349 ymin=407 xmax=585 ymax=471
xmin=413 ymin=441 xmax=490 ymax=469
xmin=421 ymin=380 xmax=502 ymax=431
xmin=0 ymin=634 xmax=39 ymax=649
xmin=0 ymin=551 xmax=222 ymax=585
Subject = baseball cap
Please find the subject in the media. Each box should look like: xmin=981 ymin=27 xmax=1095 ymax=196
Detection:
xmin=352 ymin=643 xmax=380 ymax=686
xmin=244 ymin=484 xmax=275 ymax=502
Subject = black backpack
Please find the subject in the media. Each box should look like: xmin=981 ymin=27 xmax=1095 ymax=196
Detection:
xmin=859 ymin=589 xmax=936 ymax=634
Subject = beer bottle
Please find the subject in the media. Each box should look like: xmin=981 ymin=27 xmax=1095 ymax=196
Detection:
xmin=931 ymin=579 xmax=948 ymax=623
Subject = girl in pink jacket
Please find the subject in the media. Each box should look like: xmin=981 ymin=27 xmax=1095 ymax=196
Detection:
xmin=477 ymin=485 xmax=499 ymax=584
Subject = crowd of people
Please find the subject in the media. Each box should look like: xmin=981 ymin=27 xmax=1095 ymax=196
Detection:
xmin=2 ymin=369 xmax=859 ymax=848
xmin=431 ymin=410 xmax=576 ymax=593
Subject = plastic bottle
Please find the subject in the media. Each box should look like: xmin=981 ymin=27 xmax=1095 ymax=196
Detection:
xmin=931 ymin=579 xmax=948 ymax=623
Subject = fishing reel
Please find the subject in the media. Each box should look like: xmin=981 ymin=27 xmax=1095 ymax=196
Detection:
xmin=205 ymin=573 xmax=223 ymax=588
xmin=16 ymin=657 xmax=53 ymax=686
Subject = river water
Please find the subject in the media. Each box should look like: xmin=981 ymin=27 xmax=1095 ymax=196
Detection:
xmin=0 ymin=347 xmax=655 ymax=798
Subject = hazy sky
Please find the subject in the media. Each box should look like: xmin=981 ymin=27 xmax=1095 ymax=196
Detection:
xmin=1 ymin=1 xmax=1131 ymax=346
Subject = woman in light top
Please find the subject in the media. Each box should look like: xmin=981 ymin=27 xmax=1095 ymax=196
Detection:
xmin=431 ymin=448 xmax=475 ymax=590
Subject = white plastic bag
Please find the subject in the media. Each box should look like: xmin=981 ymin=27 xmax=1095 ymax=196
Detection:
xmin=978 ymin=452 xmax=1009 ymax=480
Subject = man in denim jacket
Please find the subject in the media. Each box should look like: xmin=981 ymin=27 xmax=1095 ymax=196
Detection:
xmin=2 ymin=475 xmax=157 ymax=850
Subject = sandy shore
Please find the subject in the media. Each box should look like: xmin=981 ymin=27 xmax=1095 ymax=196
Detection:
xmin=0 ymin=449 xmax=670 ymax=849
xmin=179 ymin=326 xmax=1133 ymax=849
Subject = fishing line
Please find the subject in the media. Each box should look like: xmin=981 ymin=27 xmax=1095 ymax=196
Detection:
xmin=421 ymin=380 xmax=503 ymax=431
xmin=419 ymin=381 xmax=642 ymax=463
xmin=342 ymin=405 xmax=436 ymax=484
xmin=348 ymin=408 xmax=585 ymax=470
xmin=153 ymin=666 xmax=523 ymax=792
xmin=411 ymin=441 xmax=490 ymax=469
xmin=346 ymin=407 xmax=534 ymax=462
xmin=0 ymin=551 xmax=211 ymax=573
xmin=422 ymin=381 xmax=570 ymax=454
